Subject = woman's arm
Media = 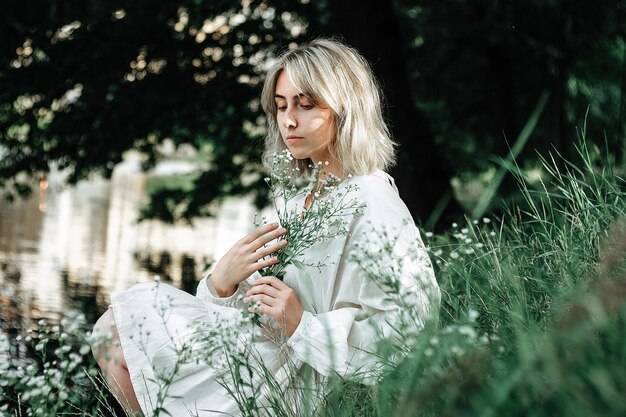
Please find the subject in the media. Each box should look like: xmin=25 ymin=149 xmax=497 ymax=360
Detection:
xmin=285 ymin=174 xmax=440 ymax=383
xmin=196 ymin=223 xmax=287 ymax=307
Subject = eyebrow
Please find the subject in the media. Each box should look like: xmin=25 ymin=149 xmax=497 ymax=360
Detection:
xmin=274 ymin=93 xmax=308 ymax=100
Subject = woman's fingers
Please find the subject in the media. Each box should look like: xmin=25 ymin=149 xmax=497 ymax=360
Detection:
xmin=253 ymin=276 xmax=289 ymax=290
xmin=254 ymin=239 xmax=288 ymax=259
xmin=242 ymin=222 xmax=280 ymax=244
xmin=248 ymin=303 xmax=277 ymax=318
xmin=245 ymin=283 xmax=280 ymax=298
xmin=253 ymin=256 xmax=279 ymax=272
xmin=243 ymin=293 xmax=278 ymax=307
xmin=251 ymin=226 xmax=288 ymax=250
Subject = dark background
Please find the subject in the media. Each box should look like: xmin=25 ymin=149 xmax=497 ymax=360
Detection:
xmin=2 ymin=0 xmax=625 ymax=229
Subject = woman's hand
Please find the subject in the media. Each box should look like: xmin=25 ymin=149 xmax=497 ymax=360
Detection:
xmin=211 ymin=223 xmax=288 ymax=297
xmin=244 ymin=276 xmax=303 ymax=337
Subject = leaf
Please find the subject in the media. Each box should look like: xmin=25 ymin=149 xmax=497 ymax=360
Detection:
xmin=291 ymin=259 xmax=305 ymax=269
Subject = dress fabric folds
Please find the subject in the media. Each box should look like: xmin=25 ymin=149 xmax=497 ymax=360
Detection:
xmin=110 ymin=170 xmax=440 ymax=416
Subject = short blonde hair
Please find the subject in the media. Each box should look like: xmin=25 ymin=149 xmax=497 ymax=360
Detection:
xmin=261 ymin=38 xmax=396 ymax=176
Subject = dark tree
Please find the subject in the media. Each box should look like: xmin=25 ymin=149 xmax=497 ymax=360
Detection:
xmin=1 ymin=0 xmax=625 ymax=227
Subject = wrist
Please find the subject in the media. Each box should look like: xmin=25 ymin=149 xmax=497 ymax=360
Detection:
xmin=210 ymin=274 xmax=237 ymax=297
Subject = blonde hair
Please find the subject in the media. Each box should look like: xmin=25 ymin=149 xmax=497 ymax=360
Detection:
xmin=261 ymin=38 xmax=396 ymax=176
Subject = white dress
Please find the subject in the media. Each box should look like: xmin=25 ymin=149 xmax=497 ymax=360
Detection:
xmin=110 ymin=170 xmax=440 ymax=417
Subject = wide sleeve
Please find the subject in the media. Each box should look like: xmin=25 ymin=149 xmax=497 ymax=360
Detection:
xmin=196 ymin=272 xmax=259 ymax=310
xmin=286 ymin=174 xmax=440 ymax=383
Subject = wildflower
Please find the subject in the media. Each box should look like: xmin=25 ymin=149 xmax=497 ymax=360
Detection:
xmin=458 ymin=325 xmax=477 ymax=339
xmin=451 ymin=345 xmax=464 ymax=356
xmin=483 ymin=217 xmax=491 ymax=224
xmin=425 ymin=232 xmax=434 ymax=238
xmin=258 ymin=150 xmax=364 ymax=281
xmin=450 ymin=251 xmax=459 ymax=259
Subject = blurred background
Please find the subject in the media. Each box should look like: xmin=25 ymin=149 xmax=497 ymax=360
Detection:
xmin=1 ymin=0 xmax=625 ymax=331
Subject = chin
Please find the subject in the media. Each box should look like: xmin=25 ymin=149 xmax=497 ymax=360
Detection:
xmin=286 ymin=149 xmax=310 ymax=160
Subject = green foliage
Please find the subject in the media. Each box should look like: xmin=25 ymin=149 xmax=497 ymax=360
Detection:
xmin=2 ymin=1 xmax=625 ymax=225
xmin=0 ymin=0 xmax=322 ymax=218
xmin=2 ymin=139 xmax=626 ymax=416
xmin=395 ymin=0 xmax=626 ymax=174
xmin=0 ymin=313 xmax=118 ymax=416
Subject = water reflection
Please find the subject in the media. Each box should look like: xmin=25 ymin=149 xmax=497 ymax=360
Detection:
xmin=0 ymin=153 xmax=256 ymax=331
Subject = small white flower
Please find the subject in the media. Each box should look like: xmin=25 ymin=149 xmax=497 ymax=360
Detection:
xmin=452 ymin=222 xmax=458 ymax=228
xmin=450 ymin=251 xmax=459 ymax=259
xmin=425 ymin=232 xmax=434 ymax=238
xmin=458 ymin=325 xmax=477 ymax=339
xmin=483 ymin=217 xmax=491 ymax=224
xmin=451 ymin=345 xmax=464 ymax=356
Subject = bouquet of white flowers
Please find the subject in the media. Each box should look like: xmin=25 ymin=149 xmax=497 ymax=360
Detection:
xmin=257 ymin=150 xmax=365 ymax=280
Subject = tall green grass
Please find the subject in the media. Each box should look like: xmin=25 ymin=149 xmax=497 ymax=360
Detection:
xmin=2 ymin=140 xmax=625 ymax=416
xmin=365 ymin=139 xmax=626 ymax=417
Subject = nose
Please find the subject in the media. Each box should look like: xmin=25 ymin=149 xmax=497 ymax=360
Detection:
xmin=283 ymin=107 xmax=297 ymax=128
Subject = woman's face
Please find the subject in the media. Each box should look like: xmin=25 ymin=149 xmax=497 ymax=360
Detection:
xmin=274 ymin=71 xmax=336 ymax=164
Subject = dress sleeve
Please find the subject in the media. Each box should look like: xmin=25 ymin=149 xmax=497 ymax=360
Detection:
xmin=286 ymin=175 xmax=440 ymax=383
xmin=196 ymin=272 xmax=258 ymax=309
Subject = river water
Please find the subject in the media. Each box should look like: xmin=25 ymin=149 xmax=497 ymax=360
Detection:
xmin=0 ymin=153 xmax=256 ymax=329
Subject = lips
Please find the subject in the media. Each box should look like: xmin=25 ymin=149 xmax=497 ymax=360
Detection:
xmin=286 ymin=136 xmax=304 ymax=144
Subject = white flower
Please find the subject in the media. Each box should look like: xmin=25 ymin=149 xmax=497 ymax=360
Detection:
xmin=458 ymin=325 xmax=477 ymax=339
xmin=425 ymin=232 xmax=434 ymax=238
xmin=483 ymin=217 xmax=491 ymax=224
xmin=451 ymin=345 xmax=465 ymax=356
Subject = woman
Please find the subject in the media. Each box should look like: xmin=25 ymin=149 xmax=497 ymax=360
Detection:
xmin=92 ymin=38 xmax=440 ymax=416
